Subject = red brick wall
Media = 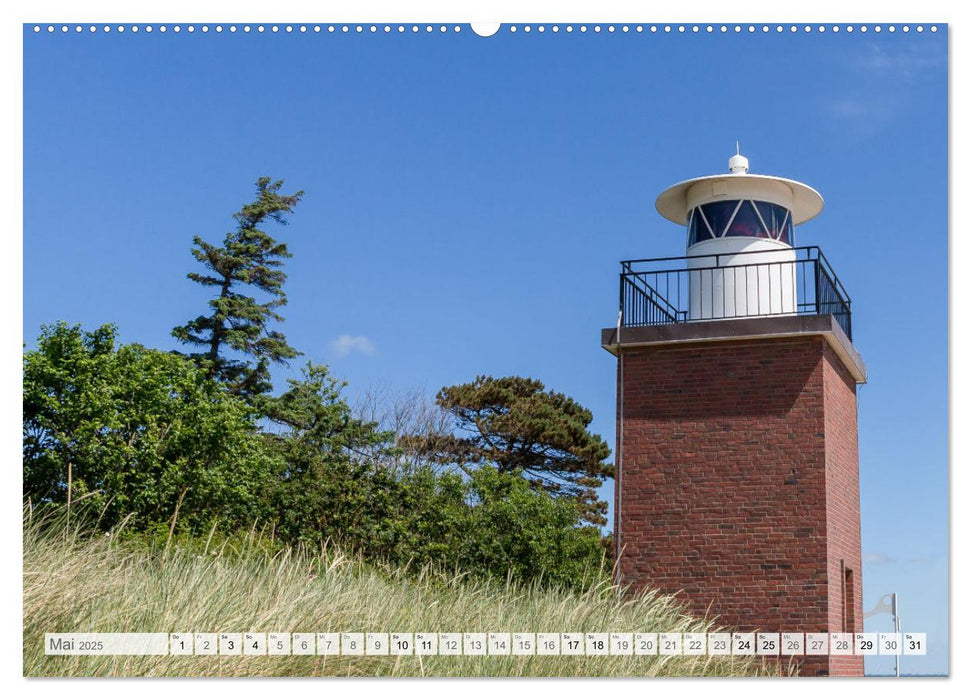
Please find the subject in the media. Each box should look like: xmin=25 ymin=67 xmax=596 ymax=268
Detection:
xmin=822 ymin=342 xmax=865 ymax=676
xmin=615 ymin=335 xmax=863 ymax=676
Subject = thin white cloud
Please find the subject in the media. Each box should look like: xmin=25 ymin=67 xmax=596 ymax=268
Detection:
xmin=823 ymin=40 xmax=945 ymax=131
xmin=855 ymin=42 xmax=946 ymax=81
xmin=863 ymin=552 xmax=897 ymax=566
xmin=821 ymin=93 xmax=900 ymax=135
xmin=331 ymin=334 xmax=376 ymax=358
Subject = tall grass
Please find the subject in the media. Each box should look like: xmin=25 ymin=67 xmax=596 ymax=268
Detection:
xmin=23 ymin=506 xmax=781 ymax=677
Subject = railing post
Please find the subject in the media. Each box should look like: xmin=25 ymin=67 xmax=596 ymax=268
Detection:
xmin=813 ymin=258 xmax=821 ymax=316
xmin=619 ymin=269 xmax=625 ymax=329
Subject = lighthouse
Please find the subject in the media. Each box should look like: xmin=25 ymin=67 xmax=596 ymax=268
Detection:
xmin=602 ymin=153 xmax=866 ymax=676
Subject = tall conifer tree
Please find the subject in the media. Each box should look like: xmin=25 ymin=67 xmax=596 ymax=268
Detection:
xmin=402 ymin=375 xmax=613 ymax=527
xmin=173 ymin=177 xmax=304 ymax=397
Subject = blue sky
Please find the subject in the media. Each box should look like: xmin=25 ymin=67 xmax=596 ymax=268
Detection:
xmin=22 ymin=23 xmax=948 ymax=675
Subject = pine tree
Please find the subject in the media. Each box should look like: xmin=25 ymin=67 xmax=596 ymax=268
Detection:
xmin=172 ymin=177 xmax=304 ymax=397
xmin=401 ymin=375 xmax=613 ymax=527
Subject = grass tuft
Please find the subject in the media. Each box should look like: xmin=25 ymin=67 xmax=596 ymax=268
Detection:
xmin=23 ymin=505 xmax=782 ymax=677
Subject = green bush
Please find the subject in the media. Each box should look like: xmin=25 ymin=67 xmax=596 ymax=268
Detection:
xmin=262 ymin=462 xmax=605 ymax=589
xmin=23 ymin=322 xmax=275 ymax=532
xmin=24 ymin=323 xmax=608 ymax=590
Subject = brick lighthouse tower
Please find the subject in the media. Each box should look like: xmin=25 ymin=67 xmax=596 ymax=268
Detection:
xmin=602 ymin=152 xmax=866 ymax=676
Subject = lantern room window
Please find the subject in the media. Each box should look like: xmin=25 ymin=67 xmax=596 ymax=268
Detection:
xmin=687 ymin=200 xmax=794 ymax=246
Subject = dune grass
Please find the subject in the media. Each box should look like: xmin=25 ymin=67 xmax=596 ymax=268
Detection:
xmin=23 ymin=507 xmax=781 ymax=677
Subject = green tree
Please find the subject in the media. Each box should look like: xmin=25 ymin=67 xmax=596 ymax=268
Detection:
xmin=261 ymin=362 xmax=392 ymax=458
xmin=255 ymin=368 xmax=604 ymax=587
xmin=402 ymin=375 xmax=613 ymax=527
xmin=458 ymin=467 xmax=606 ymax=588
xmin=23 ymin=322 xmax=274 ymax=531
xmin=257 ymin=361 xmax=398 ymax=545
xmin=172 ymin=177 xmax=304 ymax=398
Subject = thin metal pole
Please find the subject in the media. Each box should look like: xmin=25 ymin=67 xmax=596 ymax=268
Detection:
xmin=893 ymin=593 xmax=900 ymax=677
xmin=616 ymin=307 xmax=624 ymax=585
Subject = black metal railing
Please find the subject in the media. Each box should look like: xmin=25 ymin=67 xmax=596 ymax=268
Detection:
xmin=619 ymin=246 xmax=853 ymax=340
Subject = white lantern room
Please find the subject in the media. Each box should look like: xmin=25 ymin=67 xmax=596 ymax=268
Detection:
xmin=654 ymin=152 xmax=824 ymax=321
